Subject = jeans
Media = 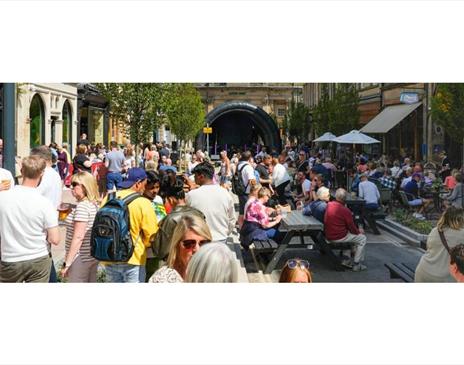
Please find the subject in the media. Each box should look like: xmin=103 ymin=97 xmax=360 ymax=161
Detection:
xmin=104 ymin=263 xmax=145 ymax=283
xmin=365 ymin=203 xmax=379 ymax=211
xmin=106 ymin=172 xmax=123 ymax=190
xmin=275 ymin=180 xmax=290 ymax=205
xmin=49 ymin=259 xmax=57 ymax=283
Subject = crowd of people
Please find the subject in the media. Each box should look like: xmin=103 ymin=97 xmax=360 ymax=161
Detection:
xmin=0 ymin=135 xmax=463 ymax=283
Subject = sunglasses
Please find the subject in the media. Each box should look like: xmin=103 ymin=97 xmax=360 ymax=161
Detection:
xmin=71 ymin=182 xmax=80 ymax=188
xmin=286 ymin=259 xmax=310 ymax=270
xmin=182 ymin=239 xmax=210 ymax=250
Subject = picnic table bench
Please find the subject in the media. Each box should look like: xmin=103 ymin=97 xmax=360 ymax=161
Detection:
xmin=385 ymin=262 xmax=416 ymax=282
xmin=256 ymin=211 xmax=347 ymax=274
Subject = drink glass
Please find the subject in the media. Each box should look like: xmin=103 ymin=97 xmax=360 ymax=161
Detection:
xmin=0 ymin=179 xmax=11 ymax=191
xmin=58 ymin=203 xmax=72 ymax=221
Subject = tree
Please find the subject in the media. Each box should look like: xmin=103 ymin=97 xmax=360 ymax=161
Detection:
xmin=283 ymin=100 xmax=311 ymax=144
xmin=96 ymin=83 xmax=168 ymax=147
xmin=311 ymin=83 xmax=360 ymax=137
xmin=431 ymin=83 xmax=464 ymax=143
xmin=165 ymin=83 xmax=205 ymax=171
xmin=166 ymin=83 xmax=205 ymax=144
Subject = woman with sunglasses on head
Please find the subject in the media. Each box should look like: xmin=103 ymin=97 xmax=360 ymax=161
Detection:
xmin=60 ymin=172 xmax=100 ymax=282
xmin=149 ymin=215 xmax=212 ymax=283
xmin=279 ymin=258 xmax=312 ymax=283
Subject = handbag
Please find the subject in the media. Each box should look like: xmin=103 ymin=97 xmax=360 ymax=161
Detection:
xmin=438 ymin=229 xmax=452 ymax=254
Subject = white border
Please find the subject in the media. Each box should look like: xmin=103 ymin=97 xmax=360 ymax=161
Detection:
xmin=1 ymin=1 xmax=464 ymax=365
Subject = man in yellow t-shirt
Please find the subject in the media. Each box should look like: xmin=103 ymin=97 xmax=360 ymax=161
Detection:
xmin=102 ymin=168 xmax=158 ymax=283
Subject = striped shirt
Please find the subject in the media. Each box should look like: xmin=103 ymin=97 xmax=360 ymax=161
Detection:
xmin=64 ymin=200 xmax=99 ymax=263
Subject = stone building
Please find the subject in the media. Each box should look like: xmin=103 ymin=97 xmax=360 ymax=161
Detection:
xmin=15 ymin=83 xmax=78 ymax=159
xmin=303 ymin=83 xmax=448 ymax=163
xmin=195 ymin=83 xmax=302 ymax=153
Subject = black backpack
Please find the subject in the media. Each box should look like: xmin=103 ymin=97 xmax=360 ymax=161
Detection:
xmin=90 ymin=192 xmax=142 ymax=262
xmin=231 ymin=164 xmax=249 ymax=196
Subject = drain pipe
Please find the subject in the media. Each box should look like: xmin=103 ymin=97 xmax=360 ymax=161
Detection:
xmin=2 ymin=83 xmax=16 ymax=176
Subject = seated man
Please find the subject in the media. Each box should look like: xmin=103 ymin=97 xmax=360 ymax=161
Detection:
xmin=295 ymin=171 xmax=311 ymax=205
xmin=303 ymin=186 xmax=330 ymax=223
xmin=404 ymin=173 xmax=433 ymax=220
xmin=358 ymin=173 xmax=380 ymax=211
xmin=379 ymin=168 xmax=397 ymax=191
xmin=324 ymin=188 xmax=367 ymax=271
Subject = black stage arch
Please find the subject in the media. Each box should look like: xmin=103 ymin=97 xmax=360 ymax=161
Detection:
xmin=196 ymin=101 xmax=281 ymax=153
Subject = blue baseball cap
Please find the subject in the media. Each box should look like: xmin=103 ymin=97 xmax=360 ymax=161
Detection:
xmin=118 ymin=168 xmax=148 ymax=189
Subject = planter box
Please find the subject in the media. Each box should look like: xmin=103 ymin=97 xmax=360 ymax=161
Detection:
xmin=377 ymin=218 xmax=428 ymax=249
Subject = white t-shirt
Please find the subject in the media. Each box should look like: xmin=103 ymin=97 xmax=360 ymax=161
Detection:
xmin=272 ymin=163 xmax=291 ymax=187
xmin=237 ymin=161 xmax=256 ymax=194
xmin=0 ymin=168 xmax=15 ymax=188
xmin=36 ymin=166 xmax=62 ymax=209
xmin=0 ymin=185 xmax=58 ymax=262
xmin=302 ymin=179 xmax=311 ymax=196
xmin=186 ymin=184 xmax=235 ymax=242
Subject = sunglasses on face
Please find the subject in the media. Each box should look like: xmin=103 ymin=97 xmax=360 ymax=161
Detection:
xmin=182 ymin=239 xmax=210 ymax=250
xmin=286 ymin=259 xmax=310 ymax=270
xmin=71 ymin=182 xmax=80 ymax=188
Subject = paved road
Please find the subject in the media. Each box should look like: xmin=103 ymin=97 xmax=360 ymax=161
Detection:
xmin=54 ymin=186 xmax=425 ymax=283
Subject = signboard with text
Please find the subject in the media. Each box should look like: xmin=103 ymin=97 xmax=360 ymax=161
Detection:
xmin=203 ymin=127 xmax=212 ymax=134
xmin=400 ymin=92 xmax=420 ymax=104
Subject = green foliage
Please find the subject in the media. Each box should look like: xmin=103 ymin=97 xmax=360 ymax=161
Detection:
xmin=311 ymin=83 xmax=360 ymax=137
xmin=392 ymin=209 xmax=434 ymax=235
xmin=431 ymin=83 xmax=464 ymax=143
xmin=96 ymin=83 xmax=168 ymax=145
xmin=283 ymin=100 xmax=311 ymax=143
xmin=165 ymin=83 xmax=205 ymax=143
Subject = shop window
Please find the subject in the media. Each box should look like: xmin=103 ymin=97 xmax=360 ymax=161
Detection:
xmin=62 ymin=100 xmax=72 ymax=144
xmin=29 ymin=94 xmax=44 ymax=148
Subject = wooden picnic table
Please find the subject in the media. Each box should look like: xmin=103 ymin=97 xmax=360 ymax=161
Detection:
xmin=264 ymin=210 xmax=345 ymax=274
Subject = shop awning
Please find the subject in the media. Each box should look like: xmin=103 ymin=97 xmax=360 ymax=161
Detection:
xmin=360 ymin=102 xmax=422 ymax=134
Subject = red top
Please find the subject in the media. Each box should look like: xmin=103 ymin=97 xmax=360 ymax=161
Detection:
xmin=324 ymin=201 xmax=360 ymax=241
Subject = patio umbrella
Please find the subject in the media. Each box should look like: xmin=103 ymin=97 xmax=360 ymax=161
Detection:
xmin=312 ymin=132 xmax=337 ymax=143
xmin=333 ymin=130 xmax=381 ymax=144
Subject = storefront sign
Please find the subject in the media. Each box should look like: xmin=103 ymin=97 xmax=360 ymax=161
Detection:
xmin=400 ymin=92 xmax=420 ymax=104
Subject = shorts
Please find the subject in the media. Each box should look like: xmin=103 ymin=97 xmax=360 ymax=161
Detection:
xmin=239 ymin=194 xmax=248 ymax=215
xmin=409 ymin=199 xmax=423 ymax=207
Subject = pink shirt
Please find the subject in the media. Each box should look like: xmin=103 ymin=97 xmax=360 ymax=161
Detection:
xmin=245 ymin=199 xmax=269 ymax=227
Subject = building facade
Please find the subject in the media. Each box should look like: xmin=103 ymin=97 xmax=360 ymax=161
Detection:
xmin=303 ymin=83 xmax=448 ymax=163
xmin=16 ymin=83 xmax=78 ymax=159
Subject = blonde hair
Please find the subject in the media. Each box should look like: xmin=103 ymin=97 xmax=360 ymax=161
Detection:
xmin=258 ymin=186 xmax=271 ymax=199
xmin=21 ymin=156 xmax=46 ymax=179
xmin=167 ymin=215 xmax=212 ymax=269
xmin=437 ymin=207 xmax=464 ymax=232
xmin=145 ymin=160 xmax=156 ymax=171
xmin=249 ymin=183 xmax=262 ymax=197
xmin=71 ymin=171 xmax=100 ymax=203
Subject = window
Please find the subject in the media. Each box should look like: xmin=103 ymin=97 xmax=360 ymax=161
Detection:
xmin=62 ymin=100 xmax=72 ymax=144
xmin=29 ymin=94 xmax=44 ymax=148
xmin=277 ymin=108 xmax=286 ymax=117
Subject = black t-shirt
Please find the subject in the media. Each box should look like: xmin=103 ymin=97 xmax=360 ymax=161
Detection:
xmin=297 ymin=160 xmax=309 ymax=174
xmin=73 ymin=153 xmax=91 ymax=173
xmin=256 ymin=164 xmax=270 ymax=188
